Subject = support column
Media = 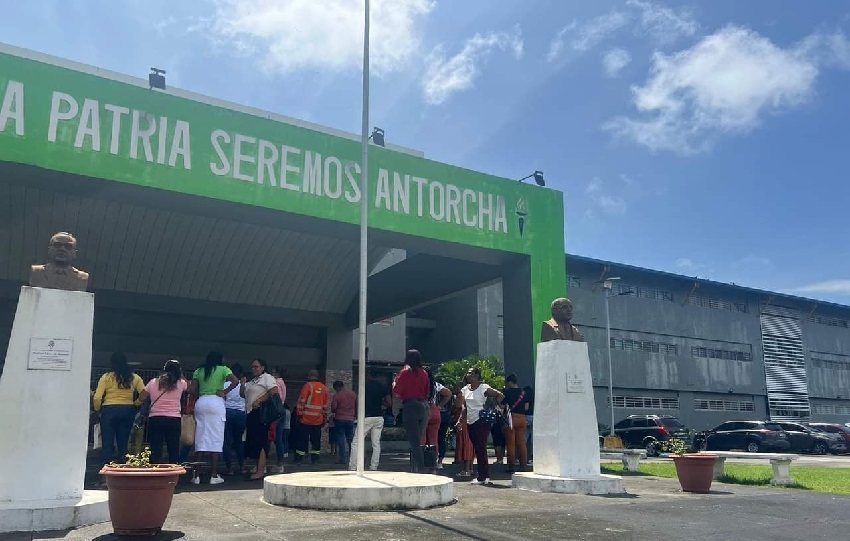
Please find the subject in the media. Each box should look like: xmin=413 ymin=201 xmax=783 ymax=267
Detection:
xmin=324 ymin=327 xmax=354 ymax=454
xmin=502 ymin=258 xmax=534 ymax=386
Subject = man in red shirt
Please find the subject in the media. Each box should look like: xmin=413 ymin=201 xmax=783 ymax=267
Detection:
xmin=393 ymin=350 xmax=431 ymax=473
xmin=331 ymin=381 xmax=357 ymax=465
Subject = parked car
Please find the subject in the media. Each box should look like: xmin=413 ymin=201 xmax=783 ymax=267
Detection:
xmin=613 ymin=415 xmax=693 ymax=456
xmin=696 ymin=421 xmax=790 ymax=453
xmin=776 ymin=421 xmax=846 ymax=455
xmin=808 ymin=423 xmax=850 ymax=451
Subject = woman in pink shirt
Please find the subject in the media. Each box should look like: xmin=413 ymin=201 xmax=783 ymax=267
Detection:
xmin=139 ymin=360 xmax=188 ymax=464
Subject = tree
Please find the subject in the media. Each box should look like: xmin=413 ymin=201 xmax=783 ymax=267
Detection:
xmin=434 ymin=354 xmax=505 ymax=391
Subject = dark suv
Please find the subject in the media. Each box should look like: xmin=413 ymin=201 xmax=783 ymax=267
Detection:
xmin=697 ymin=421 xmax=790 ymax=453
xmin=776 ymin=421 xmax=846 ymax=454
xmin=613 ymin=415 xmax=692 ymax=456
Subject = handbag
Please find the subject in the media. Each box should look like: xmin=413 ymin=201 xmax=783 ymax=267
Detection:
xmin=180 ymin=414 xmax=195 ymax=446
xmin=260 ymin=392 xmax=286 ymax=425
xmin=133 ymin=382 xmax=171 ymax=430
xmin=92 ymin=423 xmax=102 ymax=450
xmin=478 ymin=406 xmax=499 ymax=426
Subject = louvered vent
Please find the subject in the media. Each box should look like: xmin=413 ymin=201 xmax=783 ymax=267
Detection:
xmin=760 ymin=305 xmax=810 ymax=421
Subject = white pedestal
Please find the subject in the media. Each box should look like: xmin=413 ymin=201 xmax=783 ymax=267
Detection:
xmin=264 ymin=472 xmax=454 ymax=510
xmin=0 ymin=287 xmax=108 ymax=532
xmin=512 ymin=340 xmax=624 ymax=495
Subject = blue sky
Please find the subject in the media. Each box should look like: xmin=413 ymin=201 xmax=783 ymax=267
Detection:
xmin=3 ymin=0 xmax=850 ymax=302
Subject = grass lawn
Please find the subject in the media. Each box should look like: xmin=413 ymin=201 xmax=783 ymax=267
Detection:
xmin=600 ymin=462 xmax=850 ymax=495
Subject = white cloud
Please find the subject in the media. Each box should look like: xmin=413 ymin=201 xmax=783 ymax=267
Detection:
xmin=546 ymin=21 xmax=576 ymax=62
xmin=788 ymin=280 xmax=850 ymax=295
xmin=547 ymin=2 xmax=696 ymax=62
xmin=422 ymin=27 xmax=523 ymax=105
xmin=547 ymin=12 xmax=627 ymax=61
xmin=603 ymin=26 xmax=850 ymax=154
xmin=603 ymin=48 xmax=632 ymax=77
xmin=736 ymin=255 xmax=773 ymax=267
xmin=585 ymin=177 xmax=602 ymax=194
xmin=796 ymin=30 xmax=850 ymax=69
xmin=206 ymin=0 xmax=434 ymax=75
xmin=674 ymin=257 xmax=706 ymax=274
xmin=597 ymin=195 xmax=627 ymax=214
xmin=627 ymin=0 xmax=698 ymax=43
xmin=572 ymin=11 xmax=629 ymax=53
xmin=584 ymin=177 xmax=626 ymax=214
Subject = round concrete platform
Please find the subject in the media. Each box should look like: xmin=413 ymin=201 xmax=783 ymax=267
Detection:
xmin=264 ymin=471 xmax=455 ymax=511
xmin=0 ymin=490 xmax=110 ymax=533
xmin=512 ymin=472 xmax=625 ymax=495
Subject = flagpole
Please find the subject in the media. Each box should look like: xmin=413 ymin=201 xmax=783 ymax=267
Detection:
xmin=355 ymin=0 xmax=370 ymax=476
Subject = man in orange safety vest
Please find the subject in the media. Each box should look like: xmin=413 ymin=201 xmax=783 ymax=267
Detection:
xmin=294 ymin=369 xmax=328 ymax=464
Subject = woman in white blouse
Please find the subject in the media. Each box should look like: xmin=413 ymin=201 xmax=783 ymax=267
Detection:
xmin=241 ymin=358 xmax=278 ymax=480
xmin=462 ymin=367 xmax=503 ymax=485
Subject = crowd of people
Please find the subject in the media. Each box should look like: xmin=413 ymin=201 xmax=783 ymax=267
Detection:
xmin=92 ymin=348 xmax=534 ymax=486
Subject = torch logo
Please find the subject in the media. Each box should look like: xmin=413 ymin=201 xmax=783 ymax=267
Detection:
xmin=515 ymin=197 xmax=528 ymax=237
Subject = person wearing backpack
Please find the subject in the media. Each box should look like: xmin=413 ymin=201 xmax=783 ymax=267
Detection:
xmin=501 ymin=373 xmax=529 ymax=472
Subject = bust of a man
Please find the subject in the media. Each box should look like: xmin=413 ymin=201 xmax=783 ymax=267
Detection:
xmin=29 ymin=232 xmax=89 ymax=292
xmin=540 ymin=297 xmax=585 ymax=342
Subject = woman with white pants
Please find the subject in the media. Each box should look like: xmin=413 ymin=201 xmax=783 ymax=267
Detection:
xmin=189 ymin=351 xmax=239 ymax=485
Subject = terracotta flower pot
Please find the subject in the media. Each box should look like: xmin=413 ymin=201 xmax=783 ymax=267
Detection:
xmin=672 ymin=453 xmax=716 ymax=493
xmin=99 ymin=465 xmax=186 ymax=536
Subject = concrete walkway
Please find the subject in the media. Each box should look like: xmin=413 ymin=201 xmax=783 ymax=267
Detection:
xmin=4 ymin=461 xmax=849 ymax=541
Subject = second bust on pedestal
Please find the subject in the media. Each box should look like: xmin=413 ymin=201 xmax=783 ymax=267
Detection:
xmin=540 ymin=297 xmax=584 ymax=342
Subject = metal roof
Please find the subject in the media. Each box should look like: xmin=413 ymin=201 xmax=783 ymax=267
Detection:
xmin=567 ymin=253 xmax=850 ymax=312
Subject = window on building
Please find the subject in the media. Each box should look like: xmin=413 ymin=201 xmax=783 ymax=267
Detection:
xmin=693 ymin=399 xmax=755 ymax=412
xmin=612 ymin=283 xmax=674 ymax=302
xmin=815 ymin=404 xmax=850 ymax=415
xmin=686 ymin=295 xmax=748 ymax=314
xmin=810 ymin=354 xmax=850 ymax=371
xmin=610 ymin=337 xmax=678 ymax=355
xmin=567 ymin=275 xmax=581 ymax=288
xmin=807 ymin=315 xmax=849 ymax=329
xmin=608 ymin=395 xmax=679 ymax=409
xmin=691 ymin=346 xmax=752 ymax=362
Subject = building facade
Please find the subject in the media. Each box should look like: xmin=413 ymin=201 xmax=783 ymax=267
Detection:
xmin=413 ymin=254 xmax=850 ymax=431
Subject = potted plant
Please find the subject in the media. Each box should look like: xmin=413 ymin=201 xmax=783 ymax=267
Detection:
xmin=657 ymin=438 xmax=716 ymax=493
xmin=99 ymin=447 xmax=186 ymax=536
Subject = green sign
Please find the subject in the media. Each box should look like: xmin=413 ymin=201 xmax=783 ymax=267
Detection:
xmin=0 ymin=46 xmax=566 ymax=354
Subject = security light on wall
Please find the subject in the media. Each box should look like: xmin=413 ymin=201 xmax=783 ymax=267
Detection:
xmin=369 ymin=127 xmax=385 ymax=146
xmin=518 ymin=171 xmax=545 ymax=187
xmin=149 ymin=68 xmax=166 ymax=90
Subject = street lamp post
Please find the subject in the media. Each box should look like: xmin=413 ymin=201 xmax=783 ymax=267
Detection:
xmin=355 ymin=0 xmax=370 ymax=476
xmin=602 ymin=277 xmax=621 ymax=437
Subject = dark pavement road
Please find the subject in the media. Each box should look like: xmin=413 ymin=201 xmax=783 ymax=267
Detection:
xmin=3 ymin=469 xmax=849 ymax=541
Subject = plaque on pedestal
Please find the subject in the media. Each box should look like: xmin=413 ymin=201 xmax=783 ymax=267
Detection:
xmin=0 ymin=287 xmax=108 ymax=532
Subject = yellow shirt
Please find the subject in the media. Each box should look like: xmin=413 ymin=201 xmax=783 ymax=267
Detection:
xmin=93 ymin=372 xmax=145 ymax=410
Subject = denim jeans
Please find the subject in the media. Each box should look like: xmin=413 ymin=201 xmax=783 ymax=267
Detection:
xmin=402 ymin=399 xmax=429 ymax=473
xmin=274 ymin=417 xmax=289 ymax=464
xmin=223 ymin=408 xmax=246 ymax=470
xmin=100 ymin=404 xmax=136 ymax=465
xmin=349 ymin=416 xmax=385 ymax=470
xmin=334 ymin=419 xmax=356 ymax=464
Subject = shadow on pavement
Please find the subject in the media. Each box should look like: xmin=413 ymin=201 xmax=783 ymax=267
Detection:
xmin=400 ymin=513 xmax=489 ymax=541
xmin=91 ymin=531 xmax=184 ymax=541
